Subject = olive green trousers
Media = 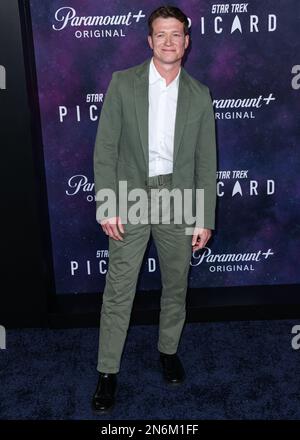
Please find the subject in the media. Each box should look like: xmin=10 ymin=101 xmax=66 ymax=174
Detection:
xmin=97 ymin=174 xmax=193 ymax=373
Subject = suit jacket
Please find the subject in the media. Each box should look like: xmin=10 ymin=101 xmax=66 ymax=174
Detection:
xmin=93 ymin=57 xmax=217 ymax=229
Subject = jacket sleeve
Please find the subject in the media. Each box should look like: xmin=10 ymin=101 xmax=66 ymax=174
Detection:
xmin=194 ymin=87 xmax=217 ymax=230
xmin=93 ymin=72 xmax=122 ymax=222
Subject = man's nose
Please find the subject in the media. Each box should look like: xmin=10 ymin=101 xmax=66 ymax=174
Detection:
xmin=164 ymin=35 xmax=173 ymax=45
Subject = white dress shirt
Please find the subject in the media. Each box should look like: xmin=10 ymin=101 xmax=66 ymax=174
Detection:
xmin=148 ymin=57 xmax=180 ymax=177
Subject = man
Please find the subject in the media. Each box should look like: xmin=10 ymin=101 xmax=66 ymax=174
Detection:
xmin=92 ymin=5 xmax=217 ymax=413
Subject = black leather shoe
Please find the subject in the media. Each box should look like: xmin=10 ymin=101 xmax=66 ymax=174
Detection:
xmin=159 ymin=352 xmax=185 ymax=384
xmin=91 ymin=373 xmax=117 ymax=413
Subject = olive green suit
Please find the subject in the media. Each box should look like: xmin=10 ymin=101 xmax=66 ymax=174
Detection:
xmin=93 ymin=58 xmax=217 ymax=373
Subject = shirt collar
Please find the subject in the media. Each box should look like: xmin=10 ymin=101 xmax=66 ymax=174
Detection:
xmin=149 ymin=57 xmax=181 ymax=86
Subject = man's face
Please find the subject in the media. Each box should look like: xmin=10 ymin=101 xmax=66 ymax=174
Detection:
xmin=148 ymin=17 xmax=189 ymax=66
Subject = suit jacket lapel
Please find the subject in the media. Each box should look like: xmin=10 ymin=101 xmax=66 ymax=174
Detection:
xmin=134 ymin=59 xmax=150 ymax=171
xmin=173 ymin=69 xmax=191 ymax=165
xmin=134 ymin=59 xmax=191 ymax=173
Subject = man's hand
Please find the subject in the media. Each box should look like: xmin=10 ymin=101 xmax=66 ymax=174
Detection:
xmin=192 ymin=227 xmax=212 ymax=252
xmin=100 ymin=216 xmax=124 ymax=241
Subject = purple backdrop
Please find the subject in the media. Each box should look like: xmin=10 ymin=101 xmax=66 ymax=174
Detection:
xmin=29 ymin=0 xmax=300 ymax=294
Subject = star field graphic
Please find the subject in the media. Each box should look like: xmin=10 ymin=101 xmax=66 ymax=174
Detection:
xmin=29 ymin=0 xmax=300 ymax=293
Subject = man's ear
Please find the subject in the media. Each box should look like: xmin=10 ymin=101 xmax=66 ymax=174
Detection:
xmin=148 ymin=35 xmax=153 ymax=50
xmin=184 ymin=34 xmax=189 ymax=49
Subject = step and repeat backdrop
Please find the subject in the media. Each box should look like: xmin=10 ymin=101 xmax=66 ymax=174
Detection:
xmin=28 ymin=0 xmax=300 ymax=294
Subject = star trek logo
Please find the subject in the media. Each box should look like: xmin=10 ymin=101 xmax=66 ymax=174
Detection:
xmin=216 ymin=170 xmax=275 ymax=198
xmin=199 ymin=3 xmax=277 ymax=35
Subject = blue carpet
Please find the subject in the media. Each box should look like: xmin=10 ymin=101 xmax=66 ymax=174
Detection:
xmin=0 ymin=319 xmax=299 ymax=419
